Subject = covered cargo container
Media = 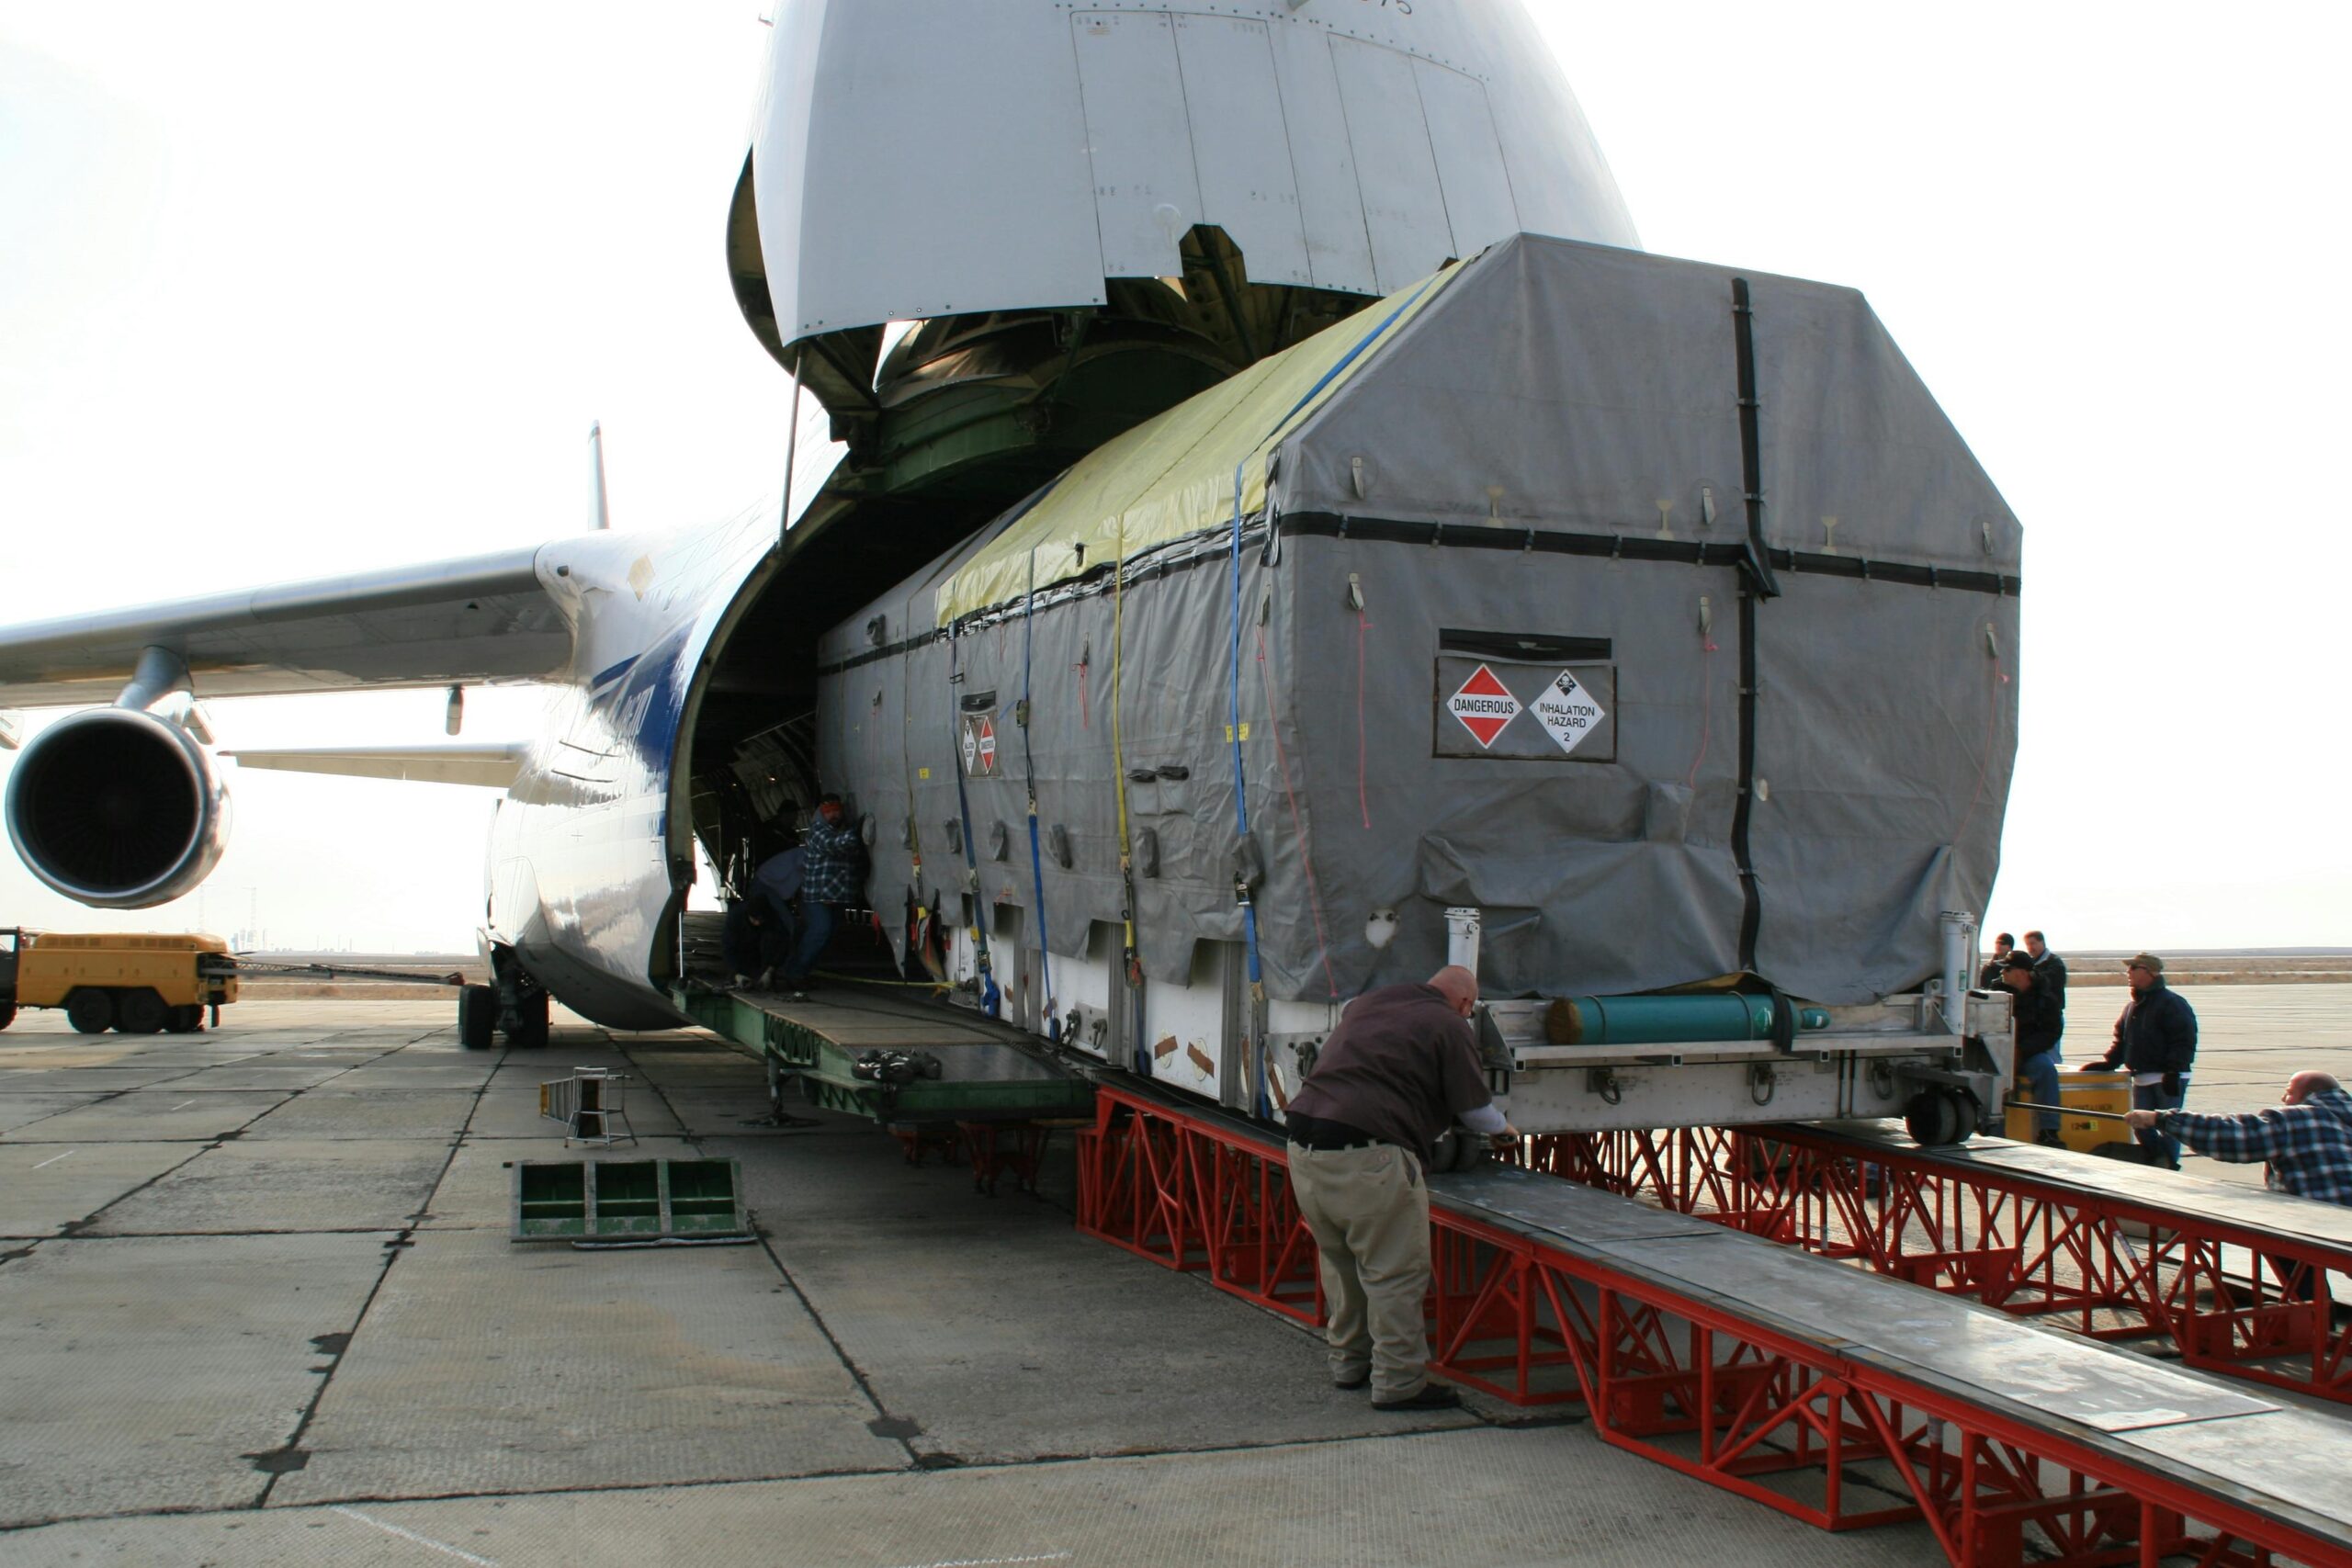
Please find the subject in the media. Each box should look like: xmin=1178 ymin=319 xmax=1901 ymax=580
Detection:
xmin=812 ymin=234 xmax=2019 ymax=1135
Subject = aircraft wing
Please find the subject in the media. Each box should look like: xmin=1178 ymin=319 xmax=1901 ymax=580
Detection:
xmin=0 ymin=548 xmax=571 ymax=708
xmin=222 ymin=742 xmax=528 ymax=788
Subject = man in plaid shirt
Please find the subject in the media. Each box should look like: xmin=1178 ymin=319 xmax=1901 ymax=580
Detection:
xmin=2125 ymin=1072 xmax=2352 ymax=1205
xmin=782 ymin=793 xmax=867 ymax=998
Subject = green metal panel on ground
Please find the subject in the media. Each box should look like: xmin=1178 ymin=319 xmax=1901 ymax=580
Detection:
xmin=509 ymin=1156 xmax=750 ymax=1241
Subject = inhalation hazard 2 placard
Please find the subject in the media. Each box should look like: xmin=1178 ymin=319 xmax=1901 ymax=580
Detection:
xmin=1432 ymin=657 xmax=1614 ymax=761
xmin=1532 ymin=669 xmax=1604 ymax=756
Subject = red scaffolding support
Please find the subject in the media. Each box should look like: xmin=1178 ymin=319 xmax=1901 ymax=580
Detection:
xmin=1076 ymin=1084 xmax=2352 ymax=1568
xmin=1521 ymin=1124 xmax=2352 ymax=1408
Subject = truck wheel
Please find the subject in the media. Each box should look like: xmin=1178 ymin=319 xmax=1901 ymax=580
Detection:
xmin=165 ymin=1005 xmax=204 ymax=1033
xmin=0 ymin=1000 xmax=15 ymax=1031
xmin=458 ymin=985 xmax=496 ymax=1050
xmin=65 ymin=987 xmax=115 ymax=1033
xmin=116 ymin=988 xmax=168 ymax=1034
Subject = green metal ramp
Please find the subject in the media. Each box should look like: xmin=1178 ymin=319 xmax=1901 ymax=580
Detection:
xmin=673 ymin=984 xmax=1095 ymax=1123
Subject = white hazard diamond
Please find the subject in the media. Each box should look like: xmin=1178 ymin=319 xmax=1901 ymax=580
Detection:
xmin=1447 ymin=663 xmax=1521 ymax=749
xmin=1533 ymin=669 xmax=1606 ymax=755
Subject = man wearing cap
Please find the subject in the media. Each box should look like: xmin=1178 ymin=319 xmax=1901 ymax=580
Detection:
xmin=2000 ymin=949 xmax=2064 ymax=1145
xmin=2083 ymin=953 xmax=2198 ymax=1168
xmin=2125 ymin=1071 xmax=2352 ymax=1207
xmin=1284 ymin=965 xmax=1518 ymax=1412
xmin=1978 ymin=932 xmax=2016 ymax=991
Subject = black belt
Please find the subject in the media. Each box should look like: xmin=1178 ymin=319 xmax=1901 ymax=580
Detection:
xmin=1286 ymin=1113 xmax=1381 ymax=1152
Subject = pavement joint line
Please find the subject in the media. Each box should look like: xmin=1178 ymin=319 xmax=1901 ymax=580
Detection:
xmin=46 ymin=1138 xmax=233 ymax=1239
xmin=613 ymin=1032 xmax=925 ymax=1466
xmin=331 ymin=1506 xmax=501 ymax=1566
xmin=254 ymin=1037 xmax=505 ymax=1508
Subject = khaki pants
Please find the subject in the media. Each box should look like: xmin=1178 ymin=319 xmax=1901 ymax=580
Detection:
xmin=1286 ymin=1142 xmax=1432 ymax=1401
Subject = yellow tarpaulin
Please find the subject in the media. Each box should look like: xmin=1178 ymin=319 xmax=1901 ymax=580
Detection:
xmin=933 ymin=262 xmax=1463 ymax=625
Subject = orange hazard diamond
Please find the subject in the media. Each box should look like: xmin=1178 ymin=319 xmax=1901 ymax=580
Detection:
xmin=1447 ymin=663 xmax=1521 ymax=749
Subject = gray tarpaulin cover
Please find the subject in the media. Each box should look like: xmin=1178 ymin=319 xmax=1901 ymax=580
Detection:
xmin=817 ymin=234 xmax=2019 ymax=1008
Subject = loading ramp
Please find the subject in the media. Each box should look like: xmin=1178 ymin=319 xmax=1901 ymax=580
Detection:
xmin=673 ymin=982 xmax=1094 ymax=1125
xmin=1078 ymin=1081 xmax=2352 ymax=1568
xmin=1527 ymin=1120 xmax=2352 ymax=1408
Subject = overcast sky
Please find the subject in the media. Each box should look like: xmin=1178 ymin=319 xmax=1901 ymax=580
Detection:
xmin=2 ymin=4 xmax=2346 ymax=956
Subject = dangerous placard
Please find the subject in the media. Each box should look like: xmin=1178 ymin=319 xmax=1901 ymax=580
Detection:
xmin=1446 ymin=663 xmax=1521 ymax=749
xmin=960 ymin=714 xmax=997 ymax=776
xmin=1532 ymin=669 xmax=1607 ymax=756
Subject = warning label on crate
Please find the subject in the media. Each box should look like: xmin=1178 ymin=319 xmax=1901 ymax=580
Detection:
xmin=1446 ymin=663 xmax=1521 ymax=749
xmin=960 ymin=714 xmax=997 ymax=775
xmin=1532 ymin=669 xmax=1607 ymax=756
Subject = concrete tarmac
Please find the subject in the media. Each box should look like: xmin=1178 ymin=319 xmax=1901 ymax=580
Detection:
xmin=2 ymin=988 xmax=2344 ymax=1565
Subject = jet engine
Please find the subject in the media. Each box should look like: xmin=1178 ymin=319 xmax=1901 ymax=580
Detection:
xmin=4 ymin=707 xmax=231 ymax=908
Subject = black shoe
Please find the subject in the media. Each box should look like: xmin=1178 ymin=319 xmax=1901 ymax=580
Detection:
xmin=1371 ymin=1383 xmax=1460 ymax=1412
xmin=1333 ymin=1371 xmax=1370 ymax=1391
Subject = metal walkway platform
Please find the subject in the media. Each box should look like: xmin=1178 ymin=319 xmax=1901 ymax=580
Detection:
xmin=1077 ymin=1082 xmax=2352 ymax=1568
xmin=1527 ymin=1119 xmax=2352 ymax=1407
xmin=673 ymin=983 xmax=1094 ymax=1123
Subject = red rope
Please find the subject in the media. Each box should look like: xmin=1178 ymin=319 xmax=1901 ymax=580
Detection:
xmin=1685 ymin=629 xmax=1720 ymax=789
xmin=1258 ymin=624 xmax=1340 ymax=999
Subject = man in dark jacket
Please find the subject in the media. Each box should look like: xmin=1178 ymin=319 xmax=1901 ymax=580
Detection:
xmin=1978 ymin=932 xmax=2016 ymax=991
xmin=2085 ymin=952 xmax=2197 ymax=1168
xmin=1284 ymin=966 xmax=1516 ymax=1412
xmin=2024 ymin=931 xmax=2067 ymax=1012
xmin=2001 ymin=950 xmax=2064 ymax=1144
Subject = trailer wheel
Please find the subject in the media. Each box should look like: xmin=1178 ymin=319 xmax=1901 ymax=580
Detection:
xmin=116 ymin=988 xmax=167 ymax=1034
xmin=458 ymin=985 xmax=496 ymax=1050
xmin=1905 ymin=1089 xmax=1971 ymax=1147
xmin=64 ymin=987 xmax=115 ymax=1032
xmin=0 ymin=1000 xmax=15 ymax=1031
xmin=164 ymin=1005 xmax=205 ymax=1033
xmin=1428 ymin=1127 xmax=1487 ymax=1173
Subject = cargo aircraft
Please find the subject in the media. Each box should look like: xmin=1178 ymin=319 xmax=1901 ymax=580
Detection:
xmin=0 ymin=2 xmax=2018 ymax=1142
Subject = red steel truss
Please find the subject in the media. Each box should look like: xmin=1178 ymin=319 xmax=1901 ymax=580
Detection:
xmin=1076 ymin=1085 xmax=2352 ymax=1568
xmin=1521 ymin=1124 xmax=2351 ymax=1408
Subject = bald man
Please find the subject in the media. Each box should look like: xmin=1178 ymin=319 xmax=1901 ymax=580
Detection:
xmin=2125 ymin=1071 xmax=2352 ymax=1205
xmin=1283 ymin=965 xmax=1517 ymax=1411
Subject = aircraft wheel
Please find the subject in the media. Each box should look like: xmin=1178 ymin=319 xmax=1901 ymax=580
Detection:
xmin=0 ymin=1000 xmax=15 ymax=1031
xmin=458 ymin=985 xmax=496 ymax=1050
xmin=65 ymin=987 xmax=116 ymax=1033
xmin=116 ymin=988 xmax=168 ymax=1034
xmin=504 ymin=989 xmax=549 ymax=1049
xmin=165 ymin=1005 xmax=205 ymax=1033
xmin=1905 ymin=1089 xmax=1971 ymax=1147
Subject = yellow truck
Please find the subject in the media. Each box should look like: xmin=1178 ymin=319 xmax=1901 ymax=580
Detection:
xmin=0 ymin=930 xmax=238 ymax=1034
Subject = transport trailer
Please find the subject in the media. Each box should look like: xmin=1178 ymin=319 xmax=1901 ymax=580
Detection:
xmin=0 ymin=927 xmax=237 ymax=1033
xmin=795 ymin=234 xmax=2021 ymax=1144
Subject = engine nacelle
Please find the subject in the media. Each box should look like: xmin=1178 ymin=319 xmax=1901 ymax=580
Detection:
xmin=4 ymin=707 xmax=231 ymax=908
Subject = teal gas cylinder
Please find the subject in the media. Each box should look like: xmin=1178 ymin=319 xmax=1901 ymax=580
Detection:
xmin=1544 ymin=994 xmax=1832 ymax=1045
